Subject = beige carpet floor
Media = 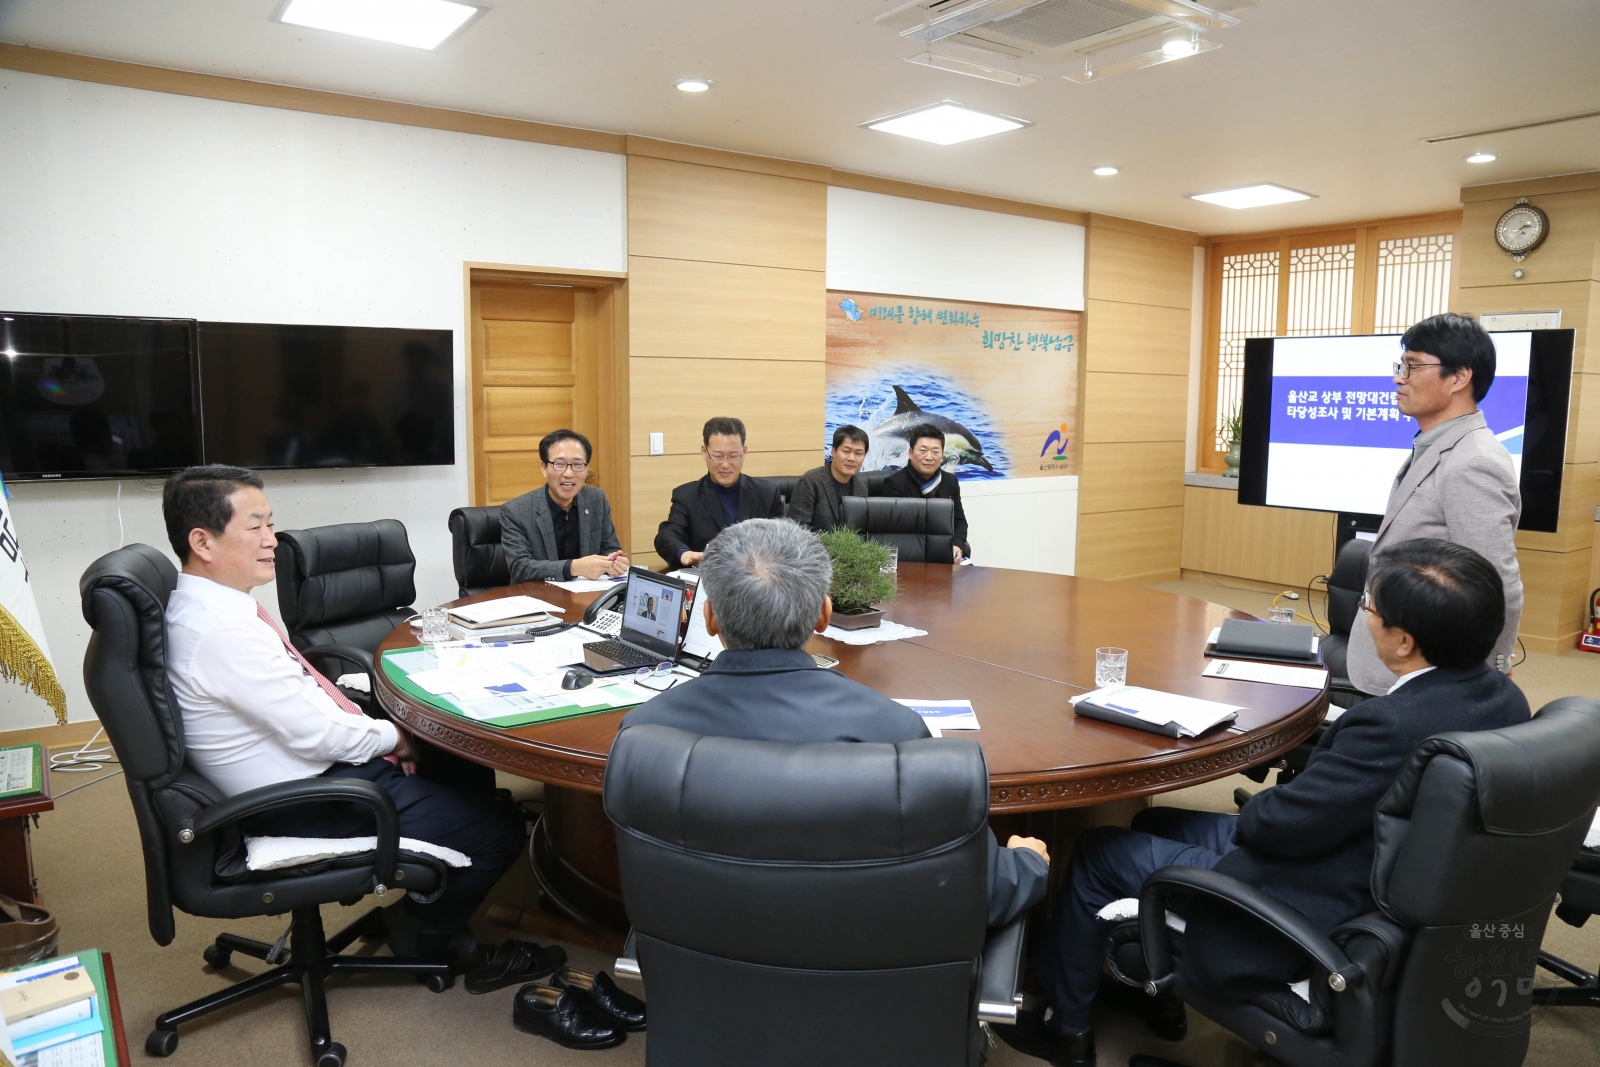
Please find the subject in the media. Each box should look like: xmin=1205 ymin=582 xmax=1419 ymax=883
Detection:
xmin=27 ymin=575 xmax=1600 ymax=1066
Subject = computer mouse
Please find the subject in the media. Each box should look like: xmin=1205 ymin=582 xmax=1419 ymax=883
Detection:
xmin=561 ymin=668 xmax=594 ymax=691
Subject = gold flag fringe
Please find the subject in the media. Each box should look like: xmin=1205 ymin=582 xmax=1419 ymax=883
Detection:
xmin=0 ymin=601 xmax=67 ymax=726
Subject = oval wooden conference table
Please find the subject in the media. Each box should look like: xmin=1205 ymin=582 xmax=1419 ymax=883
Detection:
xmin=375 ymin=564 xmax=1328 ymax=932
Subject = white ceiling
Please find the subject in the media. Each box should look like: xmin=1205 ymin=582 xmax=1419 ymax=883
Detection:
xmin=2 ymin=0 xmax=1598 ymax=234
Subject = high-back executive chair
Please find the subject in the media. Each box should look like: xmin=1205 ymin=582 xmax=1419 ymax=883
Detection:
xmin=842 ymin=495 xmax=956 ymax=564
xmin=1319 ymin=537 xmax=1372 ymax=708
xmin=80 ymin=545 xmax=455 ymax=1067
xmin=448 ymin=505 xmax=511 ymax=597
xmin=604 ymin=725 xmax=1027 ymax=1067
xmin=1118 ymin=696 xmax=1600 ymax=1067
xmin=274 ymin=520 xmax=417 ymax=708
xmin=1537 ymin=832 xmax=1600 ymax=1008
xmin=767 ymin=474 xmax=800 ymax=519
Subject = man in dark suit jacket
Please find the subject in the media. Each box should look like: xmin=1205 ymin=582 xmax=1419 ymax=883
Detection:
xmin=654 ymin=416 xmax=784 ymax=569
xmin=501 ymin=429 xmax=625 ymax=583
xmin=876 ymin=422 xmax=970 ymax=561
xmin=1012 ymin=538 xmax=1531 ymax=1067
xmin=622 ymin=518 xmax=1049 ymax=928
xmin=789 ymin=424 xmax=870 ymax=532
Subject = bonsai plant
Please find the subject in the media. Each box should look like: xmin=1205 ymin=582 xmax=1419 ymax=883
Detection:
xmin=818 ymin=527 xmax=898 ymax=630
xmin=1222 ymin=409 xmax=1244 ymax=478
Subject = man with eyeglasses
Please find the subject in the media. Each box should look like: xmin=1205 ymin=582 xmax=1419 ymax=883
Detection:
xmin=654 ymin=416 xmax=785 ymax=569
xmin=878 ymin=422 xmax=971 ymax=563
xmin=1344 ymin=312 xmax=1522 ymax=697
xmin=501 ymin=428 xmax=628 ymax=582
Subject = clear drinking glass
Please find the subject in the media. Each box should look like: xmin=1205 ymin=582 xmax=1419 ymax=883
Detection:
xmin=420 ymin=606 xmax=451 ymax=644
xmin=1095 ymin=647 xmax=1128 ymax=688
xmin=1269 ymin=605 xmax=1297 ymax=625
xmin=882 ymin=545 xmax=899 ymax=578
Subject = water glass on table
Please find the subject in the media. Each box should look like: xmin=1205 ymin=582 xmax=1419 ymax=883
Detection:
xmin=420 ymin=606 xmax=451 ymax=644
xmin=1269 ymin=605 xmax=1297 ymax=625
xmin=1095 ymin=646 xmax=1128 ymax=688
xmin=881 ymin=545 xmax=899 ymax=578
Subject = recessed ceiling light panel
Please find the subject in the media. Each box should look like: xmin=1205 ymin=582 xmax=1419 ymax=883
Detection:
xmin=1093 ymin=166 xmax=1119 ymax=176
xmin=863 ymin=101 xmax=1031 ymax=146
xmin=677 ymin=79 xmax=712 ymax=93
xmin=1189 ymin=183 xmax=1314 ymax=209
xmin=274 ymin=0 xmax=483 ymax=51
xmin=1466 ymin=152 xmax=1497 ymax=164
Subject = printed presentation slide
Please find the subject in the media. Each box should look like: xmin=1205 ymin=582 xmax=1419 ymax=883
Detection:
xmin=1263 ymin=333 xmax=1529 ymax=514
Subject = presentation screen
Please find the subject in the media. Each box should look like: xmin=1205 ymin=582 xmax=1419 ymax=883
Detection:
xmin=1236 ymin=330 xmax=1573 ymax=532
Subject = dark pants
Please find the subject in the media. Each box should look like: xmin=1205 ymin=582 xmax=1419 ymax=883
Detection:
xmin=245 ymin=744 xmax=525 ymax=935
xmin=1038 ymin=807 xmax=1239 ymax=1032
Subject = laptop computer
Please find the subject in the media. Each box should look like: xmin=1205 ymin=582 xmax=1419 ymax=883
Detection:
xmin=581 ymin=567 xmax=691 ymax=672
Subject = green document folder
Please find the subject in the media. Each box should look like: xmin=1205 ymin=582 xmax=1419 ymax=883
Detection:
xmin=380 ymin=647 xmax=648 ymax=729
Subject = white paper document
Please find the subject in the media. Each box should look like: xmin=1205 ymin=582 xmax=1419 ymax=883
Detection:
xmin=545 ymin=577 xmax=625 ymax=593
xmin=1202 ymin=659 xmax=1329 ymax=689
xmin=821 ymin=620 xmax=928 ymax=646
xmin=449 ymin=595 xmax=565 ymax=625
xmin=896 ymin=699 xmax=980 ymax=736
xmin=1071 ymin=686 xmax=1243 ymax=738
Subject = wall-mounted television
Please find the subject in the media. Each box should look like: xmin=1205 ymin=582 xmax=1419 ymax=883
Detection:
xmin=0 ymin=313 xmax=201 ymax=480
xmin=198 ymin=322 xmax=455 ymax=470
xmin=1236 ymin=330 xmax=1574 ymax=532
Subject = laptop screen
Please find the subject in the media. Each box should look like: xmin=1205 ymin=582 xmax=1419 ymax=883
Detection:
xmin=620 ymin=570 xmax=685 ymax=659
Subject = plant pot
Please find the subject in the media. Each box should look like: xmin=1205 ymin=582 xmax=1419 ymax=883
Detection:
xmin=832 ymin=607 xmax=886 ymax=630
xmin=1222 ymin=440 xmax=1241 ymax=478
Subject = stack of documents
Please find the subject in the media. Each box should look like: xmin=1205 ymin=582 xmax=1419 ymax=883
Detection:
xmin=895 ymin=699 xmax=979 ymax=737
xmin=1202 ymin=659 xmax=1328 ymax=689
xmin=1071 ymin=686 xmax=1241 ymax=739
xmin=0 ymin=952 xmax=111 ymax=1066
xmin=545 ymin=577 xmax=624 ymax=593
xmin=448 ymin=595 xmax=565 ymax=630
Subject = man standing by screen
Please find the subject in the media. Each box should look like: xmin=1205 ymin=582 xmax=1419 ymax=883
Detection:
xmin=1346 ymin=312 xmax=1522 ymax=696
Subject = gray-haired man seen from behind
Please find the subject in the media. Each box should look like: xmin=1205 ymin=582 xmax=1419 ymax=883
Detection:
xmin=1345 ymin=312 xmax=1523 ymax=695
xmin=618 ymin=518 xmax=1050 ymax=927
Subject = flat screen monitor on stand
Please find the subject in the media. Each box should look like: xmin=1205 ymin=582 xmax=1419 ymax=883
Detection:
xmin=1235 ymin=330 xmax=1575 ymax=552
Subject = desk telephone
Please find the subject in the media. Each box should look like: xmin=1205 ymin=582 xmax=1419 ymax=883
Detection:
xmin=583 ymin=584 xmax=626 ymax=636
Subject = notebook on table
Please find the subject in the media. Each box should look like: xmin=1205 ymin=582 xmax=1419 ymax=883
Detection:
xmin=1204 ymin=619 xmax=1323 ymax=666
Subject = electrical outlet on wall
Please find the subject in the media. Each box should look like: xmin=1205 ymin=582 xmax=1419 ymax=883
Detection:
xmin=649 ymin=432 xmax=664 ymax=456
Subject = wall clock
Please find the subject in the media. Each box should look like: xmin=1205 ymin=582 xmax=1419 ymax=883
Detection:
xmin=1495 ymin=198 xmax=1548 ymax=262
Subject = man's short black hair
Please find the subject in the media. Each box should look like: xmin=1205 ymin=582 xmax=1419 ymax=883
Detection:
xmin=1400 ymin=312 xmax=1497 ymax=403
xmin=539 ymin=428 xmax=592 ymax=464
xmin=906 ymin=422 xmax=944 ymax=450
xmin=163 ymin=465 xmax=265 ymax=563
xmin=703 ymin=417 xmax=747 ymax=446
xmin=1368 ymin=537 xmax=1505 ymax=669
xmin=831 ymin=424 xmax=869 ymax=451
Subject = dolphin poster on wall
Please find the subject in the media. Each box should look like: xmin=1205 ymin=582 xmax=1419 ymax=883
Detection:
xmin=826 ymin=292 xmax=1079 ymax=480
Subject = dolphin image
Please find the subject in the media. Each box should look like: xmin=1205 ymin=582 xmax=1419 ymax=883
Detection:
xmin=865 ymin=385 xmax=994 ymax=472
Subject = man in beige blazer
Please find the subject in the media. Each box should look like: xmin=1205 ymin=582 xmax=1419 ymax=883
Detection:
xmin=1347 ymin=313 xmax=1522 ymax=695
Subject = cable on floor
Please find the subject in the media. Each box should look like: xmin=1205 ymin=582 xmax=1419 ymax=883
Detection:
xmin=50 ymin=727 xmax=119 ymax=773
xmin=52 ymin=770 xmax=123 ymax=799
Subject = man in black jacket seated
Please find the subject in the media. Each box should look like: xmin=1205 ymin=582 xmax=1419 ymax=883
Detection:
xmin=654 ymin=416 xmax=785 ymax=569
xmin=621 ymin=517 xmax=1050 ymax=927
xmin=1012 ymin=538 xmax=1530 ymax=1066
xmin=876 ymin=422 xmax=970 ymax=562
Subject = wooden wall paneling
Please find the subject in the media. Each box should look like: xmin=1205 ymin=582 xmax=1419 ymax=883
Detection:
xmin=827 ymin=170 xmax=1086 ymax=225
xmin=1075 ymin=507 xmax=1185 ymax=582
xmin=626 ymin=257 xmax=825 ymax=362
xmin=1082 ymin=300 xmax=1191 ymax=375
xmin=627 ymin=156 xmax=827 ymax=270
xmin=1081 ymin=372 xmax=1189 ymax=443
xmin=626 ymin=137 xmax=831 ymax=183
xmin=1458 ymin=190 xmax=1600 ymax=289
xmin=627 ymin=449 xmax=819 ymax=556
xmin=1515 ymin=463 xmax=1600 ymax=554
xmin=1084 ymin=222 xmax=1197 ymax=308
xmin=599 ymin=282 xmax=631 ymax=547
xmin=1078 ymin=442 xmax=1186 ymax=514
xmin=628 ymin=357 xmax=824 ymax=456
xmin=1517 ymin=545 xmax=1595 ymax=652
xmin=1179 ymin=486 xmax=1337 ymax=589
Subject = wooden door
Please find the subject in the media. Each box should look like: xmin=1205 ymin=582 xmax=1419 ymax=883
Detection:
xmin=471 ymin=282 xmax=584 ymax=505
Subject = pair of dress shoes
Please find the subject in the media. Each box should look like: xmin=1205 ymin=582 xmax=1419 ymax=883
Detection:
xmin=513 ymin=966 xmax=647 ymax=1050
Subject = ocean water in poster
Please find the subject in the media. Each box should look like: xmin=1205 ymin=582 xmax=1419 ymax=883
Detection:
xmin=826 ymin=293 xmax=1079 ymax=481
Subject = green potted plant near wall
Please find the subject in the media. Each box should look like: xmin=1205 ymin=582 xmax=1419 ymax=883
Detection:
xmin=1222 ymin=410 xmax=1244 ymax=478
xmin=818 ymin=528 xmax=897 ymax=630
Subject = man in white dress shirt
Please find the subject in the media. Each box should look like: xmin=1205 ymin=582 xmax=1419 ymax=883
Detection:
xmin=163 ymin=465 xmax=525 ymax=961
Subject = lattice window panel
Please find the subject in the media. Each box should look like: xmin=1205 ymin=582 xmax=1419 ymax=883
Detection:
xmin=1286 ymin=244 xmax=1355 ymax=337
xmin=1374 ymin=234 xmax=1453 ymax=334
xmin=1214 ymin=250 xmax=1279 ymax=450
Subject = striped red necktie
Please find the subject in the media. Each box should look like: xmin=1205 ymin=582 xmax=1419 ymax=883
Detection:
xmin=256 ymin=602 xmax=398 ymax=765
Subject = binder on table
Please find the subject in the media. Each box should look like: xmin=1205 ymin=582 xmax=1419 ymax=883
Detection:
xmin=1204 ymin=619 xmax=1323 ymax=666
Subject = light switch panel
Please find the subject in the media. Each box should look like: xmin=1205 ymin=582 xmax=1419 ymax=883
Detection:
xmin=649 ymin=432 xmax=664 ymax=456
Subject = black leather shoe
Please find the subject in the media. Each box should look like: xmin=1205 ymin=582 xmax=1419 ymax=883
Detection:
xmin=513 ymin=984 xmax=626 ymax=1050
xmin=553 ymin=967 xmax=646 ymax=1031
xmin=464 ymin=939 xmax=568 ymax=993
xmin=994 ymin=1010 xmax=1095 ymax=1067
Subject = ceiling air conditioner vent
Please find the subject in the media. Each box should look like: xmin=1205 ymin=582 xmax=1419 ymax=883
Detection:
xmin=984 ymin=0 xmax=1162 ymax=49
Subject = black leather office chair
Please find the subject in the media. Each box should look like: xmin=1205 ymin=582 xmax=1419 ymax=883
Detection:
xmin=1117 ymin=696 xmax=1600 ymax=1067
xmin=604 ymin=725 xmax=1026 ymax=1067
xmin=767 ymin=475 xmax=800 ymax=519
xmin=274 ymin=520 xmax=417 ymax=706
xmin=1320 ymin=538 xmax=1372 ymax=709
xmin=841 ymin=496 xmax=956 ymax=564
xmin=1537 ymin=837 xmax=1600 ymax=1007
xmin=861 ymin=469 xmax=893 ymax=494
xmin=80 ymin=545 xmax=453 ymax=1067
xmin=448 ymin=505 xmax=510 ymax=597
